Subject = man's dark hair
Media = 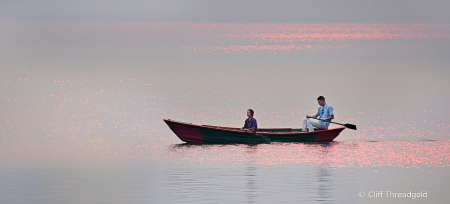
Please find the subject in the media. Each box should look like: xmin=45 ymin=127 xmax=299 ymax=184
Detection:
xmin=247 ymin=109 xmax=254 ymax=116
xmin=317 ymin=96 xmax=325 ymax=101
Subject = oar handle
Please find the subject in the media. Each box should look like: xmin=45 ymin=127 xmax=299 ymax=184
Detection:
xmin=311 ymin=118 xmax=338 ymax=124
xmin=311 ymin=118 xmax=356 ymax=130
xmin=329 ymin=121 xmax=346 ymax=126
xmin=311 ymin=118 xmax=345 ymax=126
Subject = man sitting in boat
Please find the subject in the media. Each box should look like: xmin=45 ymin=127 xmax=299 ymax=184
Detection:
xmin=242 ymin=109 xmax=258 ymax=133
xmin=303 ymin=96 xmax=334 ymax=132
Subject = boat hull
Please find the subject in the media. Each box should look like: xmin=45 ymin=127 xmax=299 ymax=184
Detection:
xmin=164 ymin=119 xmax=345 ymax=144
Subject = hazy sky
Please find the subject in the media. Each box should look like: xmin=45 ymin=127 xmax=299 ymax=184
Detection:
xmin=1 ymin=0 xmax=450 ymax=23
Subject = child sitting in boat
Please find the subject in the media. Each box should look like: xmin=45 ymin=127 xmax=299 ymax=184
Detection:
xmin=242 ymin=109 xmax=258 ymax=133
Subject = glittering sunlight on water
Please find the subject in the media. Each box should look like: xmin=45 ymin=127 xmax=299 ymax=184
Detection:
xmin=3 ymin=22 xmax=450 ymax=55
xmin=169 ymin=140 xmax=450 ymax=168
xmin=1 ymin=77 xmax=449 ymax=168
xmin=2 ymin=20 xmax=450 ymax=203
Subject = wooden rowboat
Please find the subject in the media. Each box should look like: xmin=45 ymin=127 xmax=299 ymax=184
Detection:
xmin=164 ymin=119 xmax=345 ymax=144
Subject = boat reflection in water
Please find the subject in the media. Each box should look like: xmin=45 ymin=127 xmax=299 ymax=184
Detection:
xmin=166 ymin=142 xmax=351 ymax=203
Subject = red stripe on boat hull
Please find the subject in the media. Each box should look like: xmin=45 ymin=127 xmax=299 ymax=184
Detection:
xmin=313 ymin=128 xmax=345 ymax=142
xmin=164 ymin=120 xmax=204 ymax=143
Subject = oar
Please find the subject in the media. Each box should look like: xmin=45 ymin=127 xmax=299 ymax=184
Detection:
xmin=331 ymin=121 xmax=357 ymax=130
xmin=313 ymin=119 xmax=357 ymax=130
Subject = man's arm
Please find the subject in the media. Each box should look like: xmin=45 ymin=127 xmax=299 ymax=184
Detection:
xmin=306 ymin=114 xmax=318 ymax=119
xmin=321 ymin=106 xmax=334 ymax=122
xmin=321 ymin=115 xmax=334 ymax=122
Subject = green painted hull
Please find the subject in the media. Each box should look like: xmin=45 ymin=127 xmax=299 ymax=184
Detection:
xmin=198 ymin=127 xmax=323 ymax=143
xmin=198 ymin=128 xmax=269 ymax=144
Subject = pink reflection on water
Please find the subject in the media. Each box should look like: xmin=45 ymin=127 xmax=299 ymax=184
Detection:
xmin=168 ymin=23 xmax=450 ymax=53
xmin=164 ymin=23 xmax=450 ymax=40
xmin=176 ymin=23 xmax=450 ymax=53
xmin=4 ymin=22 xmax=450 ymax=54
xmin=1 ymin=77 xmax=449 ymax=166
xmin=168 ymin=140 xmax=450 ymax=168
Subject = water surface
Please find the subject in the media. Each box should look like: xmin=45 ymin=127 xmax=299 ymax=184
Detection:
xmin=1 ymin=20 xmax=450 ymax=203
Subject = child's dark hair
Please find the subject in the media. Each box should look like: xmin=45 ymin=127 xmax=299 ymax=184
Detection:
xmin=247 ymin=109 xmax=254 ymax=116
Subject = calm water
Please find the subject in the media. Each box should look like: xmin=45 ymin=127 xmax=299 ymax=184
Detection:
xmin=1 ymin=141 xmax=449 ymax=203
xmin=1 ymin=21 xmax=450 ymax=203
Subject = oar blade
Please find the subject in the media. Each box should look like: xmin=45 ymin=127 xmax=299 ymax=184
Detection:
xmin=344 ymin=124 xmax=357 ymax=130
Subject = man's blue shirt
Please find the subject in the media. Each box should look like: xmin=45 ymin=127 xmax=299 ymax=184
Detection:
xmin=316 ymin=104 xmax=334 ymax=127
